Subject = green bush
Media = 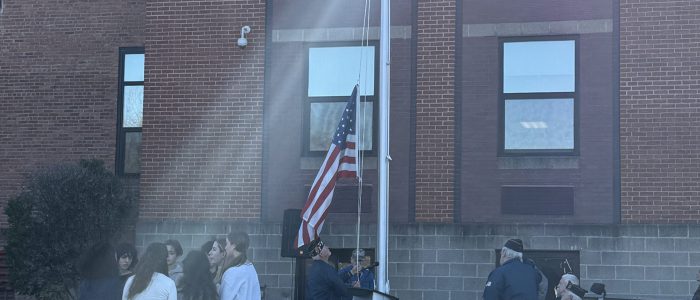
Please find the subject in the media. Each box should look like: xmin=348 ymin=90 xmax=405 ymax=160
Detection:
xmin=3 ymin=159 xmax=134 ymax=300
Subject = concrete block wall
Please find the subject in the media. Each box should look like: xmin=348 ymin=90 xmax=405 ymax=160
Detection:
xmin=135 ymin=221 xmax=700 ymax=300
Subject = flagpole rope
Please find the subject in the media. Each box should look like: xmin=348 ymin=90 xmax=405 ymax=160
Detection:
xmin=355 ymin=0 xmax=372 ymax=269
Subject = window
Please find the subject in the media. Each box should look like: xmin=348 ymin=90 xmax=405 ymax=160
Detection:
xmin=304 ymin=43 xmax=377 ymax=155
xmin=499 ymin=37 xmax=578 ymax=155
xmin=117 ymin=48 xmax=144 ymax=175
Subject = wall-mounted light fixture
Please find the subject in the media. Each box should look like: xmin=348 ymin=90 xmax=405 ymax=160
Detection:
xmin=237 ymin=26 xmax=251 ymax=48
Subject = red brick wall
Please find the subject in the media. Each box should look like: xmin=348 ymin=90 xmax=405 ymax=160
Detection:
xmin=620 ymin=0 xmax=700 ymax=223
xmin=139 ymin=0 xmax=265 ymax=220
xmin=415 ymin=0 xmax=456 ymax=222
xmin=0 ymin=0 xmax=145 ymax=226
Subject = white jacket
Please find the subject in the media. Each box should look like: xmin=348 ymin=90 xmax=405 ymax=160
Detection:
xmin=219 ymin=262 xmax=261 ymax=300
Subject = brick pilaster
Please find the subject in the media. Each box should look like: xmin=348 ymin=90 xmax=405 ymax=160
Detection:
xmin=620 ymin=0 xmax=700 ymax=223
xmin=414 ymin=0 xmax=456 ymax=222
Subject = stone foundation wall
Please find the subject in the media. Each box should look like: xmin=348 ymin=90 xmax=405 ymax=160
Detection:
xmin=136 ymin=221 xmax=700 ymax=300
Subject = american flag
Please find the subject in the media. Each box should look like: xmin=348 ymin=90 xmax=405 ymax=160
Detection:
xmin=296 ymin=85 xmax=359 ymax=249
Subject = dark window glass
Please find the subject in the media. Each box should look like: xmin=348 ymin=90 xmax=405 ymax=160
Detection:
xmin=124 ymin=132 xmax=142 ymax=174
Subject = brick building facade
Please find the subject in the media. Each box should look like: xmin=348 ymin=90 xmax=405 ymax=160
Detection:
xmin=2 ymin=0 xmax=700 ymax=299
xmin=619 ymin=0 xmax=700 ymax=223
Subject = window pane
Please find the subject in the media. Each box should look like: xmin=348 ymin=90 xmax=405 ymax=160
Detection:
xmin=309 ymin=46 xmax=374 ymax=97
xmin=123 ymin=86 xmax=143 ymax=128
xmin=124 ymin=132 xmax=141 ymax=174
xmin=504 ymin=40 xmax=575 ymax=93
xmin=504 ymin=99 xmax=574 ymax=150
xmin=310 ymin=102 xmax=372 ymax=151
xmin=124 ymin=54 xmax=145 ymax=82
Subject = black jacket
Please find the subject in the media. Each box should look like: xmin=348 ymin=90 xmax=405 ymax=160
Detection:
xmin=306 ymin=260 xmax=349 ymax=300
xmin=483 ymin=258 xmax=542 ymax=300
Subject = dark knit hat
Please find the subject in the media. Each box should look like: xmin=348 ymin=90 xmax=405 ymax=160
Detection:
xmin=504 ymin=239 xmax=524 ymax=253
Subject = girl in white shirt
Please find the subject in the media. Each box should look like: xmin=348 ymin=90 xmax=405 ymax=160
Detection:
xmin=122 ymin=243 xmax=177 ymax=300
xmin=219 ymin=232 xmax=261 ymax=300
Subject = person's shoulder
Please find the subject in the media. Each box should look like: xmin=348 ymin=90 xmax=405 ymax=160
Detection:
xmin=508 ymin=260 xmax=535 ymax=271
xmin=222 ymin=266 xmax=236 ymax=277
xmin=310 ymin=259 xmax=326 ymax=269
xmin=487 ymin=264 xmax=505 ymax=278
xmin=222 ymin=264 xmax=250 ymax=278
xmin=154 ymin=272 xmax=176 ymax=284
xmin=492 ymin=260 xmax=525 ymax=276
xmin=242 ymin=262 xmax=259 ymax=274
xmin=123 ymin=274 xmax=135 ymax=286
xmin=523 ymin=257 xmax=536 ymax=266
xmin=497 ymin=260 xmax=517 ymax=270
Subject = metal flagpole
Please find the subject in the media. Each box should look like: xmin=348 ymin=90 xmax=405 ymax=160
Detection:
xmin=376 ymin=0 xmax=391 ymax=296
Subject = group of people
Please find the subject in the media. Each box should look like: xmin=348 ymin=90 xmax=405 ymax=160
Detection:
xmin=79 ymin=233 xmax=598 ymax=300
xmin=482 ymin=238 xmax=585 ymax=300
xmin=78 ymin=232 xmax=261 ymax=300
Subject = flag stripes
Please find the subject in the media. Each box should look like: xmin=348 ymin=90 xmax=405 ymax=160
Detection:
xmin=296 ymin=86 xmax=359 ymax=249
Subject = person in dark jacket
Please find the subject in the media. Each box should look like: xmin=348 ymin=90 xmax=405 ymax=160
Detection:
xmin=304 ymin=238 xmax=350 ymax=300
xmin=523 ymin=257 xmax=547 ymax=300
xmin=115 ymin=242 xmax=139 ymax=291
xmin=77 ymin=241 xmax=121 ymax=300
xmin=693 ymin=269 xmax=700 ymax=300
xmin=483 ymin=239 xmax=542 ymax=300
xmin=178 ymin=250 xmax=218 ymax=300
xmin=338 ymin=248 xmax=374 ymax=290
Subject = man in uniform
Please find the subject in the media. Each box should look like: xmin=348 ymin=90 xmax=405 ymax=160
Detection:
xmin=483 ymin=239 xmax=542 ymax=300
xmin=338 ymin=248 xmax=374 ymax=290
xmin=304 ymin=238 xmax=350 ymax=300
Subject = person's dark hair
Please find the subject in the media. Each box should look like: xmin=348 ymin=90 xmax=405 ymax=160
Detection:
xmin=77 ymin=241 xmax=118 ymax=279
xmin=127 ymin=243 xmax=168 ymax=299
xmin=115 ymin=242 xmax=139 ymax=271
xmin=225 ymin=232 xmax=249 ymax=269
xmin=178 ymin=251 xmax=218 ymax=300
xmin=215 ymin=238 xmax=226 ymax=252
xmin=200 ymin=240 xmax=214 ymax=254
xmin=212 ymin=238 xmax=226 ymax=253
xmin=211 ymin=238 xmax=227 ymax=284
xmin=164 ymin=239 xmax=183 ymax=256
